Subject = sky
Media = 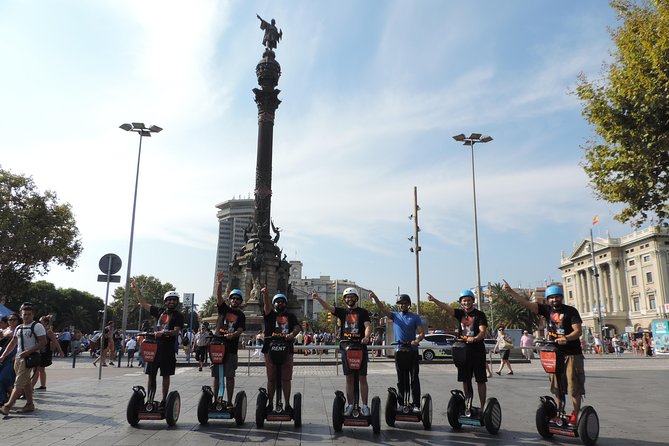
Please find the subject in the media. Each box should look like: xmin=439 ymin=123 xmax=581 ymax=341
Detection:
xmin=1 ymin=0 xmax=639 ymax=307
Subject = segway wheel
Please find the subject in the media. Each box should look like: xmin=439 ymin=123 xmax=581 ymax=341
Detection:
xmin=482 ymin=397 xmax=502 ymax=435
xmin=535 ymin=401 xmax=553 ymax=439
xmin=197 ymin=391 xmax=211 ymax=425
xmin=255 ymin=392 xmax=267 ymax=428
xmin=126 ymin=391 xmax=143 ymax=427
xmin=577 ymin=406 xmax=599 ymax=446
xmin=293 ymin=392 xmax=302 ymax=428
xmin=421 ymin=394 xmax=433 ymax=430
xmin=447 ymin=393 xmax=464 ymax=429
xmin=371 ymin=396 xmax=381 ymax=434
xmin=165 ymin=391 xmax=181 ymax=427
xmin=332 ymin=395 xmax=344 ymax=432
xmin=234 ymin=391 xmax=247 ymax=426
xmin=385 ymin=390 xmax=397 ymax=427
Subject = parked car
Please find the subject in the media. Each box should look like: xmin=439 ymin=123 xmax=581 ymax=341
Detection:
xmin=419 ymin=333 xmax=457 ymax=361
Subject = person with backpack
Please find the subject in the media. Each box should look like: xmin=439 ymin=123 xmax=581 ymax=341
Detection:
xmin=0 ymin=303 xmax=47 ymax=416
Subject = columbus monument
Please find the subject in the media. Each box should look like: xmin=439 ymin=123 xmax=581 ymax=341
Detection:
xmin=225 ymin=16 xmax=298 ymax=331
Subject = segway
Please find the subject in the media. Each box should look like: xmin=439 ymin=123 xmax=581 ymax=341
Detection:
xmin=446 ymin=339 xmax=501 ymax=434
xmin=385 ymin=342 xmax=431 ymax=429
xmin=197 ymin=334 xmax=247 ymax=425
xmin=535 ymin=340 xmax=599 ymax=445
xmin=255 ymin=336 xmax=301 ymax=428
xmin=126 ymin=333 xmax=181 ymax=427
xmin=332 ymin=341 xmax=381 ymax=434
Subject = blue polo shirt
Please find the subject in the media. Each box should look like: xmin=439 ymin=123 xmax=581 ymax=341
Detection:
xmin=390 ymin=311 xmax=423 ymax=351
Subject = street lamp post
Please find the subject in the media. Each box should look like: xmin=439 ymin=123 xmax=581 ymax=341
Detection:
xmin=119 ymin=122 xmax=162 ymax=336
xmin=453 ymin=133 xmax=493 ymax=310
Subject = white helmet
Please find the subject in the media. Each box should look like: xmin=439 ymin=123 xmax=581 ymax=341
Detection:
xmin=163 ymin=291 xmax=180 ymax=302
xmin=342 ymin=287 xmax=358 ymax=298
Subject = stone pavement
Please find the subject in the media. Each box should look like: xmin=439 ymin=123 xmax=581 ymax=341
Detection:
xmin=0 ymin=353 xmax=666 ymax=445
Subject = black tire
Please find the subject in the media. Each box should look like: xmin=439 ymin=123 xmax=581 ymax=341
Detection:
xmin=332 ymin=395 xmax=344 ymax=432
xmin=535 ymin=402 xmax=553 ymax=439
xmin=423 ymin=349 xmax=435 ymax=361
xmin=165 ymin=391 xmax=180 ymax=427
xmin=197 ymin=391 xmax=211 ymax=425
xmin=385 ymin=390 xmax=397 ymax=427
xmin=577 ymin=406 xmax=599 ymax=446
xmin=293 ymin=392 xmax=302 ymax=428
xmin=447 ymin=393 xmax=464 ymax=429
xmin=126 ymin=391 xmax=143 ymax=427
xmin=256 ymin=392 xmax=267 ymax=428
xmin=371 ymin=396 xmax=381 ymax=434
xmin=421 ymin=394 xmax=432 ymax=430
xmin=483 ymin=397 xmax=502 ymax=435
xmin=234 ymin=391 xmax=247 ymax=426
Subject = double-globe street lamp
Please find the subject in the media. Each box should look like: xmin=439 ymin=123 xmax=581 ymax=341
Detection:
xmin=453 ymin=133 xmax=493 ymax=310
xmin=119 ymin=122 xmax=162 ymax=336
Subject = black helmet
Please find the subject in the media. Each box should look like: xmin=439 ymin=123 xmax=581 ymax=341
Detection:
xmin=396 ymin=294 xmax=411 ymax=305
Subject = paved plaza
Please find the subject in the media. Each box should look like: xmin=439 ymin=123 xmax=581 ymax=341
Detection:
xmin=0 ymin=353 xmax=666 ymax=445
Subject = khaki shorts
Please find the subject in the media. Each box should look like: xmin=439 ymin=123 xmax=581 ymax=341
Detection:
xmin=550 ymin=354 xmax=585 ymax=397
xmin=13 ymin=358 xmax=32 ymax=389
xmin=210 ymin=353 xmax=239 ymax=378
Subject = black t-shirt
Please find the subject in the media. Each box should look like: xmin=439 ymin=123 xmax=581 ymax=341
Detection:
xmin=262 ymin=310 xmax=299 ymax=354
xmin=149 ymin=305 xmax=184 ymax=351
xmin=214 ymin=302 xmax=246 ymax=355
xmin=537 ymin=303 xmax=583 ymax=355
xmin=333 ymin=306 xmax=371 ymax=342
xmin=453 ymin=308 xmax=488 ymax=354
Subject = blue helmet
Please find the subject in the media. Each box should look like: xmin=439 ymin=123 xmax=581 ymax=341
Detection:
xmin=272 ymin=293 xmax=288 ymax=305
xmin=545 ymin=285 xmax=563 ymax=299
xmin=458 ymin=289 xmax=475 ymax=301
xmin=229 ymin=289 xmax=243 ymax=299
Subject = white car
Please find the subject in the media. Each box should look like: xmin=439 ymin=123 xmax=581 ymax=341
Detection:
xmin=419 ymin=333 xmax=457 ymax=361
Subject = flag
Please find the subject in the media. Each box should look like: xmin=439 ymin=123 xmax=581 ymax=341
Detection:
xmin=592 ymin=215 xmax=599 ymax=225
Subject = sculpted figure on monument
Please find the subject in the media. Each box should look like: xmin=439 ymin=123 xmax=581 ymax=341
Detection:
xmin=271 ymin=220 xmax=281 ymax=243
xmin=257 ymin=15 xmax=282 ymax=50
xmin=252 ymin=241 xmax=264 ymax=271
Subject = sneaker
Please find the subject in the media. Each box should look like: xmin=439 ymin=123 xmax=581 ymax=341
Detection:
xmin=568 ymin=411 xmax=578 ymax=425
xmin=412 ymin=404 xmax=421 ymax=413
xmin=21 ymin=403 xmax=35 ymax=413
xmin=285 ymin=404 xmax=293 ymax=414
xmin=266 ymin=403 xmax=273 ymax=413
xmin=198 ymin=366 xmax=202 ymax=372
xmin=361 ymin=404 xmax=371 ymax=416
xmin=344 ymin=404 xmax=353 ymax=416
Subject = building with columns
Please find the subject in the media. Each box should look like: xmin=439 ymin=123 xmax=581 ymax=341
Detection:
xmin=288 ymin=260 xmax=371 ymax=320
xmin=559 ymin=225 xmax=669 ymax=337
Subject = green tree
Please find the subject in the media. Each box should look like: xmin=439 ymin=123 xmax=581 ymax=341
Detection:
xmin=575 ymin=0 xmax=669 ymax=226
xmin=0 ymin=167 xmax=82 ymax=300
xmin=3 ymin=280 xmax=103 ymax=333
xmin=199 ymin=295 xmax=217 ymax=319
xmin=484 ymin=283 xmax=539 ymax=332
xmin=110 ymin=275 xmax=176 ymax=330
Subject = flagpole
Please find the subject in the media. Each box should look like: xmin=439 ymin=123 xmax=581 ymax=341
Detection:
xmin=589 ymin=227 xmax=604 ymax=338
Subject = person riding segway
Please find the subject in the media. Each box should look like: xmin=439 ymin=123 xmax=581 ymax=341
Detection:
xmin=427 ymin=290 xmax=502 ymax=434
xmin=504 ymin=281 xmax=599 ymax=445
xmin=370 ymin=292 xmax=432 ymax=429
xmin=256 ymin=289 xmax=302 ymax=428
xmin=127 ymin=280 xmax=184 ymax=427
xmin=312 ymin=288 xmax=381 ymax=434
xmin=198 ymin=274 xmax=248 ymax=425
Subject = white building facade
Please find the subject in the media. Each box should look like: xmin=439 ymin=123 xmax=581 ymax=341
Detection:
xmin=559 ymin=225 xmax=669 ymax=336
